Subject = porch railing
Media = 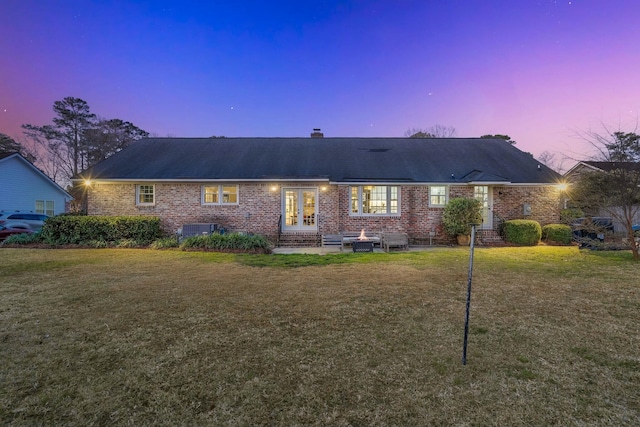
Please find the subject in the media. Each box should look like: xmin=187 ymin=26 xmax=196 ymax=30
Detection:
xmin=276 ymin=214 xmax=282 ymax=246
xmin=492 ymin=211 xmax=506 ymax=239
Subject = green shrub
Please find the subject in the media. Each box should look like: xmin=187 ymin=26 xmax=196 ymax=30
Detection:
xmin=560 ymin=208 xmax=584 ymax=224
xmin=542 ymin=224 xmax=573 ymax=245
xmin=116 ymin=239 xmax=145 ymax=248
xmin=504 ymin=220 xmax=542 ymax=246
xmin=180 ymin=232 xmax=271 ymax=252
xmin=58 ymin=211 xmax=87 ymax=216
xmin=2 ymin=231 xmax=44 ymax=245
xmin=86 ymin=239 xmax=110 ymax=249
xmin=442 ymin=198 xmax=483 ymax=236
xmin=150 ymin=237 xmax=180 ymax=249
xmin=40 ymin=215 xmax=162 ymax=245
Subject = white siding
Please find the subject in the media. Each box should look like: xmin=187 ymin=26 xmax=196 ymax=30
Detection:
xmin=598 ymin=207 xmax=640 ymax=233
xmin=0 ymin=156 xmax=70 ymax=214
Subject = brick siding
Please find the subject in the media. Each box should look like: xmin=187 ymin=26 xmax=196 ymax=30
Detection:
xmin=87 ymin=182 xmax=562 ymax=245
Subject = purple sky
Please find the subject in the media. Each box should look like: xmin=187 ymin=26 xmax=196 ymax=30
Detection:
xmin=1 ymin=0 xmax=639 ymax=167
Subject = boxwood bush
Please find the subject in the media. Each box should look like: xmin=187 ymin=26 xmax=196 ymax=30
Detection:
xmin=503 ymin=220 xmax=542 ymax=246
xmin=180 ymin=232 xmax=271 ymax=252
xmin=442 ymin=197 xmax=483 ymax=237
xmin=542 ymin=224 xmax=573 ymax=245
xmin=40 ymin=215 xmax=162 ymax=245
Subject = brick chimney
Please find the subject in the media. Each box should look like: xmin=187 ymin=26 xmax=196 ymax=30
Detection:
xmin=310 ymin=128 xmax=324 ymax=138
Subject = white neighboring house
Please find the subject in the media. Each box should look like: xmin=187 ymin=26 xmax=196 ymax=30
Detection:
xmin=0 ymin=152 xmax=73 ymax=215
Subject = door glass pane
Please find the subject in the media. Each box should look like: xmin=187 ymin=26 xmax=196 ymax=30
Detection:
xmin=474 ymin=186 xmax=490 ymax=225
xmin=302 ymin=191 xmax=315 ymax=226
xmin=351 ymin=187 xmax=359 ymax=213
xmin=285 ymin=191 xmax=298 ymax=226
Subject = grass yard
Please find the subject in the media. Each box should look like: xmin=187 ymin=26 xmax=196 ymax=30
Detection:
xmin=0 ymin=247 xmax=638 ymax=426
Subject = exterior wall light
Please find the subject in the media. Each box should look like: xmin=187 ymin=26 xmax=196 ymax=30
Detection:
xmin=556 ymin=182 xmax=568 ymax=192
xmin=84 ymin=179 xmax=92 ymax=187
xmin=270 ymin=185 xmax=278 ymax=192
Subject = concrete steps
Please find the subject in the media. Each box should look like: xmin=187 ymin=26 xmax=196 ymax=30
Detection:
xmin=478 ymin=229 xmax=503 ymax=244
xmin=277 ymin=233 xmax=321 ymax=247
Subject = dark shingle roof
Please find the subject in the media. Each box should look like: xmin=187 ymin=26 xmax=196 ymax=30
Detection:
xmin=581 ymin=161 xmax=640 ymax=173
xmin=79 ymin=137 xmax=561 ymax=184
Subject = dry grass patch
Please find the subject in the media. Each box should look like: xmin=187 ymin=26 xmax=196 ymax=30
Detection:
xmin=0 ymin=247 xmax=638 ymax=426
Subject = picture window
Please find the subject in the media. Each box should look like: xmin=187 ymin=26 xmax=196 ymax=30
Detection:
xmin=350 ymin=185 xmax=399 ymax=215
xmin=202 ymin=185 xmax=238 ymax=205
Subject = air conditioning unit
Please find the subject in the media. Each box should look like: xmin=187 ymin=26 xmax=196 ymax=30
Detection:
xmin=182 ymin=223 xmax=219 ymax=238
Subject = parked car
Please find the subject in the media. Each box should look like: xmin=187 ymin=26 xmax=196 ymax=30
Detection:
xmin=571 ymin=217 xmax=614 ymax=248
xmin=0 ymin=224 xmax=34 ymax=241
xmin=0 ymin=211 xmax=49 ymax=231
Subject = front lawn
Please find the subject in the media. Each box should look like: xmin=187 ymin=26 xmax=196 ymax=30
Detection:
xmin=0 ymin=247 xmax=638 ymax=426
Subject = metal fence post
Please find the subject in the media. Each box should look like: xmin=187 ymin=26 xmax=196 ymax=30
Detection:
xmin=462 ymin=224 xmax=477 ymax=365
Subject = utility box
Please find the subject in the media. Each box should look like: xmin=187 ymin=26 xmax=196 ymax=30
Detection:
xmin=182 ymin=223 xmax=219 ymax=238
xmin=523 ymin=203 xmax=532 ymax=216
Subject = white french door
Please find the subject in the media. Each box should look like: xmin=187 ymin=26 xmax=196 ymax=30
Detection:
xmin=283 ymin=188 xmax=318 ymax=231
xmin=474 ymin=186 xmax=493 ymax=229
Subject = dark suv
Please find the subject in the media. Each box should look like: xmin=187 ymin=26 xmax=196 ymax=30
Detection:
xmin=0 ymin=211 xmax=50 ymax=231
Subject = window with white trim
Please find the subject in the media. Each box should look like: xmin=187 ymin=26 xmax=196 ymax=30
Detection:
xmin=35 ymin=200 xmax=55 ymax=216
xmin=350 ymin=185 xmax=399 ymax=215
xmin=202 ymin=185 xmax=238 ymax=205
xmin=429 ymin=186 xmax=448 ymax=207
xmin=136 ymin=185 xmax=155 ymax=205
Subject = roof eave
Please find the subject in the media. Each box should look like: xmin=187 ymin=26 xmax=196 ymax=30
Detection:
xmin=74 ymin=177 xmax=331 ymax=183
xmin=564 ymin=161 xmax=603 ymax=176
xmin=466 ymin=180 xmax=512 ymax=185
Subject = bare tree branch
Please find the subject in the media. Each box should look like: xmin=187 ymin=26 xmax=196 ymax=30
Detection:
xmin=405 ymin=125 xmax=457 ymax=138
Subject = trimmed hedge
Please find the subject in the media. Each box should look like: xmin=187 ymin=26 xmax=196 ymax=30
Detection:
xmin=503 ymin=220 xmax=542 ymax=246
xmin=180 ymin=232 xmax=271 ymax=252
xmin=542 ymin=224 xmax=573 ymax=245
xmin=40 ymin=215 xmax=162 ymax=245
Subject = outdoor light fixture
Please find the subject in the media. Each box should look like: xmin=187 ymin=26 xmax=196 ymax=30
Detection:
xmin=270 ymin=185 xmax=278 ymax=192
xmin=556 ymin=182 xmax=568 ymax=192
xmin=320 ymin=185 xmax=328 ymax=191
xmin=84 ymin=179 xmax=92 ymax=187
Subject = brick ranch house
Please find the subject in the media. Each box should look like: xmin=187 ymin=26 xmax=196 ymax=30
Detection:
xmin=77 ymin=134 xmax=564 ymax=246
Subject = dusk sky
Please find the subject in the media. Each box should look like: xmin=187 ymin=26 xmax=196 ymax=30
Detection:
xmin=2 ymin=0 xmax=639 ymax=167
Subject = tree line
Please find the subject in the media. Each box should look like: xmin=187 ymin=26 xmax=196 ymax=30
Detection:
xmin=1 ymin=97 xmax=148 ymax=187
